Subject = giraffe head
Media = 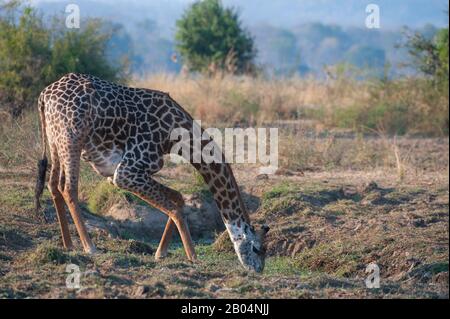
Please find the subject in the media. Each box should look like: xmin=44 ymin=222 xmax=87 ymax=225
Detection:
xmin=233 ymin=224 xmax=270 ymax=273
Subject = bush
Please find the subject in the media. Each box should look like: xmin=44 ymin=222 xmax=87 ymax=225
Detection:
xmin=175 ymin=0 xmax=256 ymax=75
xmin=0 ymin=4 xmax=51 ymax=116
xmin=0 ymin=1 xmax=127 ymax=117
xmin=46 ymin=19 xmax=124 ymax=84
xmin=87 ymin=181 xmax=128 ymax=216
xmin=87 ymin=180 xmax=147 ymax=216
xmin=28 ymin=243 xmax=67 ymax=265
xmin=329 ymin=103 xmax=410 ymax=135
xmin=403 ymin=25 xmax=449 ymax=88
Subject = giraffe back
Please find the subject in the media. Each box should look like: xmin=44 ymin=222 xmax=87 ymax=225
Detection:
xmin=40 ymin=73 xmax=189 ymax=177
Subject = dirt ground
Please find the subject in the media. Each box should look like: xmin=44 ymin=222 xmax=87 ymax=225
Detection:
xmin=0 ymin=136 xmax=448 ymax=299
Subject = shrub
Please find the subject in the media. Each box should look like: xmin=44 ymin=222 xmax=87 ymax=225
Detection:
xmin=403 ymin=25 xmax=449 ymax=89
xmin=86 ymin=180 xmax=147 ymax=216
xmin=46 ymin=19 xmax=124 ymax=84
xmin=0 ymin=1 xmax=127 ymax=117
xmin=28 ymin=243 xmax=67 ymax=265
xmin=87 ymin=181 xmax=128 ymax=215
xmin=175 ymin=0 xmax=256 ymax=75
xmin=0 ymin=4 xmax=51 ymax=116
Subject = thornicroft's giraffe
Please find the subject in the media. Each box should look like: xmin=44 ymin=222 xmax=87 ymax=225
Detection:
xmin=35 ymin=73 xmax=269 ymax=272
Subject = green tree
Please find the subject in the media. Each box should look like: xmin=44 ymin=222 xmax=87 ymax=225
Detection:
xmin=47 ymin=18 xmax=124 ymax=83
xmin=404 ymin=25 xmax=449 ymax=85
xmin=402 ymin=22 xmax=449 ymax=134
xmin=0 ymin=3 xmax=51 ymax=116
xmin=0 ymin=1 xmax=126 ymax=117
xmin=435 ymin=28 xmax=449 ymax=81
xmin=175 ymin=0 xmax=256 ymax=74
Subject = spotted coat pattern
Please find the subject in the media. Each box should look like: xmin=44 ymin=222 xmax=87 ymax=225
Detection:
xmin=36 ymin=73 xmax=268 ymax=272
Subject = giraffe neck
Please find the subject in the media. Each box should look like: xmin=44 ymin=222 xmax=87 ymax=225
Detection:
xmin=193 ymin=158 xmax=265 ymax=270
xmin=194 ymin=160 xmax=252 ymax=241
xmin=167 ymin=100 xmax=254 ymax=244
xmin=166 ymin=97 xmax=266 ymax=271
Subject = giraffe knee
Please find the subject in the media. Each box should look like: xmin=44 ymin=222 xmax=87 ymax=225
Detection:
xmin=62 ymin=184 xmax=78 ymax=204
xmin=58 ymin=172 xmax=66 ymax=194
xmin=48 ymin=170 xmax=61 ymax=196
xmin=168 ymin=190 xmax=185 ymax=212
xmin=48 ymin=180 xmax=59 ymax=196
xmin=158 ymin=189 xmax=185 ymax=216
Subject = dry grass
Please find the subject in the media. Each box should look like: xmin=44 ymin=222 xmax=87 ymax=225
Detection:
xmin=134 ymin=73 xmax=362 ymax=126
xmin=0 ymin=111 xmax=41 ymax=172
xmin=278 ymin=131 xmax=449 ymax=175
xmin=134 ymin=74 xmax=449 ymax=135
xmin=0 ymin=145 xmax=448 ymax=299
xmin=0 ymin=73 xmax=447 ymax=172
xmin=0 ymin=162 xmax=448 ymax=298
xmin=0 ymin=74 xmax=448 ymax=298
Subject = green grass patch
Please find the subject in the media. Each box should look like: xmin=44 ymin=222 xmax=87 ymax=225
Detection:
xmin=86 ymin=181 xmax=148 ymax=215
xmin=24 ymin=242 xmax=92 ymax=266
xmin=0 ymin=185 xmax=38 ymax=212
xmin=262 ymin=182 xmax=299 ymax=201
xmin=174 ymin=170 xmax=213 ymax=202
xmin=260 ymin=182 xmax=303 ymax=217
xmin=295 ymin=242 xmax=361 ymax=277
xmin=264 ymin=256 xmax=309 ymax=276
xmin=27 ymin=243 xmax=68 ymax=265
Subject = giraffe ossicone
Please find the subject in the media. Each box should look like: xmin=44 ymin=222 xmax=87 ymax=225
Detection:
xmin=34 ymin=73 xmax=269 ymax=272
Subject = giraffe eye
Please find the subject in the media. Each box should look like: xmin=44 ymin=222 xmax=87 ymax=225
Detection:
xmin=252 ymin=246 xmax=262 ymax=255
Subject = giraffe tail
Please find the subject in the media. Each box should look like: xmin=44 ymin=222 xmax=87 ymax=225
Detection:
xmin=34 ymin=94 xmax=48 ymax=220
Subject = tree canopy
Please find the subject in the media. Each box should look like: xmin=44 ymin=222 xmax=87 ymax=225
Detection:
xmin=0 ymin=1 xmax=126 ymax=116
xmin=175 ymin=0 xmax=256 ymax=75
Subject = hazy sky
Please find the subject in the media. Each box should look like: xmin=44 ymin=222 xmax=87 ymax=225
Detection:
xmin=31 ymin=0 xmax=449 ymax=31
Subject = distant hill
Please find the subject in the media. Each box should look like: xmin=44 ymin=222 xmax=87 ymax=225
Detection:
xmin=223 ymin=0 xmax=448 ymax=30
xmin=33 ymin=0 xmax=449 ymax=31
xmin=31 ymin=0 xmax=448 ymax=77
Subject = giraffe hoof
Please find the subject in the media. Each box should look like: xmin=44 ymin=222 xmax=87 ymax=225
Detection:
xmin=84 ymin=245 xmax=98 ymax=254
xmin=155 ymin=251 xmax=168 ymax=261
xmin=188 ymin=256 xmax=198 ymax=263
xmin=63 ymin=244 xmax=74 ymax=251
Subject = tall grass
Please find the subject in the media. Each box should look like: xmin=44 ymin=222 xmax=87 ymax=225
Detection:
xmin=0 ymin=74 xmax=447 ymax=176
xmin=134 ymin=74 xmax=449 ymax=135
xmin=0 ymin=111 xmax=41 ymax=171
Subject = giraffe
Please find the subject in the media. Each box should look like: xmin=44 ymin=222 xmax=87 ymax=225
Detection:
xmin=34 ymin=73 xmax=269 ymax=272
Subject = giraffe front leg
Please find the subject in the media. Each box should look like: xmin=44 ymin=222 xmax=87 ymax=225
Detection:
xmin=112 ymin=163 xmax=197 ymax=262
xmin=155 ymin=218 xmax=176 ymax=260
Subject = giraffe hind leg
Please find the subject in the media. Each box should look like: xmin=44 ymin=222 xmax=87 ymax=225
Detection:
xmin=59 ymin=146 xmax=96 ymax=254
xmin=48 ymin=147 xmax=73 ymax=249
